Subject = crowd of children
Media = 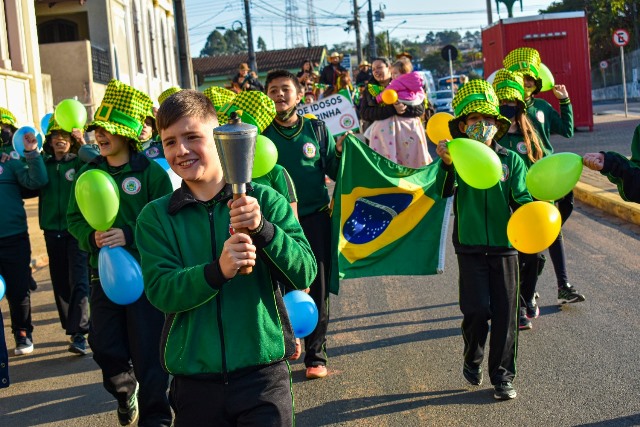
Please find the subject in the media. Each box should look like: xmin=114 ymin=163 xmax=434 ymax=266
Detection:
xmin=1 ymin=44 xmax=636 ymax=420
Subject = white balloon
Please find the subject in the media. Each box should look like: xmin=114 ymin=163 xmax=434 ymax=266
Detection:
xmin=486 ymin=69 xmax=498 ymax=84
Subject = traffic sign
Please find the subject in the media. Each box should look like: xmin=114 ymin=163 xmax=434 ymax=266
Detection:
xmin=613 ymin=29 xmax=630 ymax=47
xmin=600 ymin=60 xmax=608 ymax=69
xmin=441 ymin=45 xmax=458 ymax=61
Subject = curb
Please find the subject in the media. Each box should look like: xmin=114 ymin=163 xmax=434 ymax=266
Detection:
xmin=573 ymin=181 xmax=640 ymax=226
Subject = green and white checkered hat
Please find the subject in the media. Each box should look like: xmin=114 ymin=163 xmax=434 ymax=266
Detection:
xmin=448 ymin=79 xmax=511 ymax=140
xmin=217 ymin=91 xmax=276 ymax=133
xmin=0 ymin=107 xmax=17 ymax=130
xmin=87 ymin=80 xmax=151 ymax=143
xmin=493 ymin=69 xmax=525 ymax=106
xmin=202 ymin=86 xmax=237 ymax=124
xmin=158 ymin=87 xmax=182 ymax=105
xmin=503 ymin=47 xmax=542 ymax=94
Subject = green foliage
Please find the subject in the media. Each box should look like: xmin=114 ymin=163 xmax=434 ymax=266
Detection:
xmin=257 ymin=37 xmax=267 ymax=52
xmin=199 ymin=29 xmax=248 ymax=57
xmin=541 ymin=0 xmax=640 ymax=64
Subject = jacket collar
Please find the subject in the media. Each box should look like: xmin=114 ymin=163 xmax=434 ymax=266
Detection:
xmin=168 ymin=182 xmax=253 ymax=215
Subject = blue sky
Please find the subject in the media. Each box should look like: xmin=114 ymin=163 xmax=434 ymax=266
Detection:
xmin=185 ymin=0 xmax=558 ymax=56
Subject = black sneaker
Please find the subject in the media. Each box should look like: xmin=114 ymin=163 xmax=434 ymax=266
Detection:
xmin=463 ymin=363 xmax=482 ymax=386
xmin=14 ymin=330 xmax=34 ymax=355
xmin=518 ymin=311 xmax=532 ymax=330
xmin=494 ymin=382 xmax=517 ymax=400
xmin=524 ymin=299 xmax=539 ymax=319
xmin=68 ymin=334 xmax=89 ymax=356
xmin=557 ymin=283 xmax=585 ymax=304
xmin=117 ymin=384 xmax=139 ymax=426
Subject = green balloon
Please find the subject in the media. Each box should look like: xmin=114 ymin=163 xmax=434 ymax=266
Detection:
xmin=75 ymin=169 xmax=120 ymax=231
xmin=526 ymin=152 xmax=583 ymax=201
xmin=252 ymin=135 xmax=278 ymax=178
xmin=448 ymin=138 xmax=503 ymax=190
xmin=55 ymin=99 xmax=88 ymax=132
xmin=539 ymin=63 xmax=555 ymax=92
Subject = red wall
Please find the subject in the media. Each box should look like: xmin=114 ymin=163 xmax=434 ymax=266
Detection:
xmin=482 ymin=13 xmax=593 ymax=130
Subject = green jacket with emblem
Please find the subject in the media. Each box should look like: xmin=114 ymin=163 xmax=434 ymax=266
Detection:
xmin=39 ymin=153 xmax=83 ymax=231
xmin=262 ymin=116 xmax=340 ymax=217
xmin=67 ymin=152 xmax=172 ymax=268
xmin=440 ymin=142 xmax=533 ymax=255
xmin=135 ymin=183 xmax=316 ymax=377
xmin=526 ymin=97 xmax=573 ymax=155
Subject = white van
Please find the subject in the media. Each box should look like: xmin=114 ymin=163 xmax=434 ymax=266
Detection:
xmin=416 ymin=70 xmax=436 ymax=106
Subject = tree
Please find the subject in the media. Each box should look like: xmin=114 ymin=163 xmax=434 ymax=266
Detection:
xmin=257 ymin=36 xmax=267 ymax=52
xmin=424 ymin=31 xmax=436 ymax=45
xmin=541 ymin=0 xmax=638 ymax=64
xmin=224 ymin=29 xmax=248 ymax=54
xmin=200 ymin=30 xmax=227 ymax=57
xmin=435 ymin=30 xmax=462 ymax=45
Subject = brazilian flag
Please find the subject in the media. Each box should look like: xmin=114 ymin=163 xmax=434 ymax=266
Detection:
xmin=331 ymin=136 xmax=452 ymax=290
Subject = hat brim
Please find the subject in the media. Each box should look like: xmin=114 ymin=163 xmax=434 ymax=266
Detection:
xmin=87 ymin=120 xmax=140 ymax=143
xmin=495 ymin=88 xmax=526 ymax=107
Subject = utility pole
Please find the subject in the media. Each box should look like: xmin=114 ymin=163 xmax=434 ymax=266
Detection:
xmin=173 ymin=0 xmax=194 ymax=88
xmin=486 ymin=0 xmax=493 ymax=25
xmin=244 ymin=0 xmax=258 ymax=72
xmin=353 ymin=0 xmax=363 ymax=65
xmin=367 ymin=0 xmax=377 ymax=59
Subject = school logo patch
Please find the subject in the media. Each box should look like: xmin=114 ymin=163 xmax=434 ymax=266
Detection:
xmin=65 ymin=168 xmax=76 ymax=182
xmin=340 ymin=114 xmax=355 ymax=129
xmin=302 ymin=142 xmax=317 ymax=159
xmin=500 ymin=164 xmax=510 ymax=182
xmin=536 ymin=110 xmax=545 ymax=124
xmin=10 ymin=150 xmax=20 ymax=160
xmin=145 ymin=147 xmax=159 ymax=158
xmin=516 ymin=141 xmax=528 ymax=154
xmin=0 ymin=165 xmax=3 ymax=175
xmin=122 ymin=177 xmax=142 ymax=195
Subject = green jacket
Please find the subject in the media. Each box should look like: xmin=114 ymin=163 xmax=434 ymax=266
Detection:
xmin=0 ymin=150 xmax=48 ymax=238
xmin=67 ymin=153 xmax=172 ymax=268
xmin=526 ymin=97 xmax=573 ymax=155
xmin=38 ymin=153 xmax=83 ymax=231
xmin=499 ymin=131 xmax=545 ymax=170
xmin=262 ymin=116 xmax=341 ymax=217
xmin=603 ymin=123 xmax=640 ymax=202
xmin=441 ymin=143 xmax=532 ymax=254
xmin=252 ymin=163 xmax=297 ymax=204
xmin=141 ymin=137 xmax=165 ymax=160
xmin=136 ymin=183 xmax=316 ymax=377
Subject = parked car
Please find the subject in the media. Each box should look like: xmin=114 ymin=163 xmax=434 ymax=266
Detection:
xmin=433 ymin=90 xmax=454 ymax=114
xmin=416 ymin=70 xmax=437 ymax=106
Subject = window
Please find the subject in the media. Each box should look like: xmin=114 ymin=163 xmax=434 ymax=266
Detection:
xmin=0 ymin=0 xmax=10 ymax=66
xmin=132 ymin=1 xmax=143 ymax=73
xmin=91 ymin=46 xmax=112 ymax=84
xmin=161 ymin=21 xmax=169 ymax=80
xmin=38 ymin=19 xmax=79 ymax=44
xmin=148 ymin=11 xmax=157 ymax=78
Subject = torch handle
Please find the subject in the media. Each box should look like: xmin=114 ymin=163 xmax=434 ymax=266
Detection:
xmin=233 ymin=193 xmax=253 ymax=275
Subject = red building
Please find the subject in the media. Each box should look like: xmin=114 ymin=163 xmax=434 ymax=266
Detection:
xmin=482 ymin=11 xmax=593 ymax=131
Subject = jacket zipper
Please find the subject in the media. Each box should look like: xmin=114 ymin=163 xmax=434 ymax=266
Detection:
xmin=209 ymin=206 xmax=229 ymax=384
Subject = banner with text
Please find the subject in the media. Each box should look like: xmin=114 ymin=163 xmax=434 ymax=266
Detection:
xmin=297 ymin=94 xmax=360 ymax=135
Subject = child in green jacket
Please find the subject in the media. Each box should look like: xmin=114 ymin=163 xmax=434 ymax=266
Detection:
xmin=67 ymin=80 xmax=172 ymax=427
xmin=436 ymin=79 xmax=532 ymax=401
xmin=136 ymin=89 xmax=316 ymax=427
xmin=39 ymin=117 xmax=90 ymax=355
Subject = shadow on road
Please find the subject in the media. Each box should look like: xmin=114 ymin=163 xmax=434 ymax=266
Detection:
xmin=331 ymin=302 xmax=458 ymax=323
xmin=295 ymin=388 xmax=498 ymax=425
xmin=331 ymin=315 xmax=462 ymax=335
xmin=573 ymin=414 xmax=640 ymax=427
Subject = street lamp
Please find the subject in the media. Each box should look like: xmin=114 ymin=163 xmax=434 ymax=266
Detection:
xmin=386 ymin=20 xmax=407 ymax=58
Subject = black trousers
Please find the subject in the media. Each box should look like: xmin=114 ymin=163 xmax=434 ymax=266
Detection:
xmin=89 ymin=270 xmax=171 ymax=426
xmin=518 ymin=252 xmax=546 ymax=305
xmin=44 ymin=231 xmax=89 ymax=335
xmin=299 ymin=210 xmax=331 ymax=368
xmin=170 ymin=362 xmax=294 ymax=427
xmin=457 ymin=253 xmax=519 ymax=385
xmin=0 ymin=232 xmax=32 ymax=335
xmin=548 ymin=191 xmax=574 ymax=286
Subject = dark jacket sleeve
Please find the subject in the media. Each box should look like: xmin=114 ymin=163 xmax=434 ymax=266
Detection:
xmin=549 ymin=98 xmax=574 ymax=138
xmin=601 ymin=151 xmax=640 ymax=203
xmin=359 ymin=88 xmax=396 ymax=122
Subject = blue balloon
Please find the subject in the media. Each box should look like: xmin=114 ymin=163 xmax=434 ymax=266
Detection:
xmin=0 ymin=274 xmax=5 ymax=301
xmin=12 ymin=126 xmax=44 ymax=157
xmin=40 ymin=112 xmax=54 ymax=134
xmin=283 ymin=290 xmax=318 ymax=338
xmin=98 ymin=246 xmax=144 ymax=305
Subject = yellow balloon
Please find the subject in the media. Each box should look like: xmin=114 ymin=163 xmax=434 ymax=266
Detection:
xmin=507 ymin=201 xmax=562 ymax=254
xmin=303 ymin=113 xmax=317 ymax=119
xmin=381 ymin=89 xmax=398 ymax=104
xmin=426 ymin=112 xmax=454 ymax=144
